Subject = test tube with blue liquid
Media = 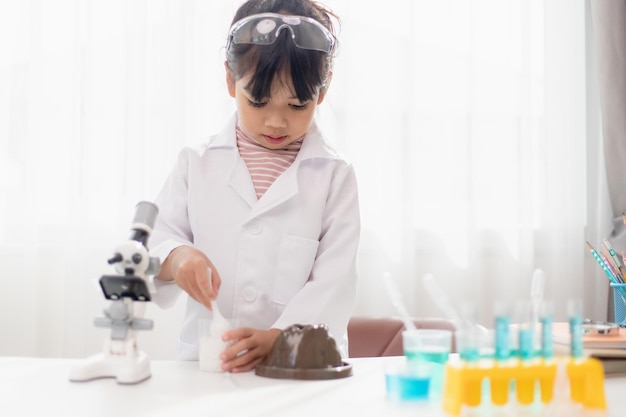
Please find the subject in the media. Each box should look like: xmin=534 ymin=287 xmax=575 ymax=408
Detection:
xmin=491 ymin=301 xmax=514 ymax=407
xmin=567 ymin=299 xmax=583 ymax=360
xmin=540 ymin=301 xmax=554 ymax=361
xmin=515 ymin=301 xmax=535 ymax=362
xmin=515 ymin=301 xmax=546 ymax=408
xmin=494 ymin=301 xmax=512 ymax=362
xmin=457 ymin=303 xmax=480 ymax=363
xmin=530 ymin=269 xmax=545 ymax=358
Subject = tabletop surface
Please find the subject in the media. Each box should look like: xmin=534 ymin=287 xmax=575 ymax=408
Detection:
xmin=1 ymin=355 xmax=624 ymax=417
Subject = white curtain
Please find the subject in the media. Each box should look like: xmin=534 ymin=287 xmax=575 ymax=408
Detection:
xmin=0 ymin=0 xmax=606 ymax=360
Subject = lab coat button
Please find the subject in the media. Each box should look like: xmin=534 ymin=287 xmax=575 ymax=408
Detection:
xmin=247 ymin=220 xmax=263 ymax=234
xmin=241 ymin=286 xmax=257 ymax=302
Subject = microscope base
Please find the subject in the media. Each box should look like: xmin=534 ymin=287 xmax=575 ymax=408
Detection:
xmin=69 ymin=350 xmax=151 ymax=384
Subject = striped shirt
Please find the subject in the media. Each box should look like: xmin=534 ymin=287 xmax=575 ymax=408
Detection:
xmin=236 ymin=125 xmax=304 ymax=200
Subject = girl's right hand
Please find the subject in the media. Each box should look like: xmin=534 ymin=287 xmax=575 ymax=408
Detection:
xmin=164 ymin=245 xmax=222 ymax=311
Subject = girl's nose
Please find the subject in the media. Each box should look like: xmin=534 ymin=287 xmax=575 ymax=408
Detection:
xmin=264 ymin=109 xmax=287 ymax=129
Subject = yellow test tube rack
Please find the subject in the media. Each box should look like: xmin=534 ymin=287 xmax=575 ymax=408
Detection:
xmin=442 ymin=357 xmax=607 ymax=416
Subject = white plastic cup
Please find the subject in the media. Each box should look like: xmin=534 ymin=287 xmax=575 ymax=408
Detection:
xmin=402 ymin=329 xmax=452 ymax=364
xmin=456 ymin=328 xmax=494 ymax=362
xmin=198 ymin=303 xmax=231 ymax=372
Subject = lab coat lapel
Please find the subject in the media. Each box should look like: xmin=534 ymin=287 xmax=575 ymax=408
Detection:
xmin=245 ymin=122 xmax=335 ymax=220
xmin=211 ymin=114 xmax=258 ymax=208
xmin=229 ymin=157 xmax=258 ymax=208
xmin=248 ymin=164 xmax=298 ymax=219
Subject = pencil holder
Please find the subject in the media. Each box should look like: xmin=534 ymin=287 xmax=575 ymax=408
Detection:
xmin=610 ymin=283 xmax=626 ymax=324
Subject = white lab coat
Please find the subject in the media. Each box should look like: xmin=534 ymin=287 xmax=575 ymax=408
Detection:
xmin=149 ymin=114 xmax=360 ymax=360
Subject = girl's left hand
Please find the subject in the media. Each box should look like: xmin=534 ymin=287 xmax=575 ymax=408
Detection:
xmin=219 ymin=327 xmax=281 ymax=373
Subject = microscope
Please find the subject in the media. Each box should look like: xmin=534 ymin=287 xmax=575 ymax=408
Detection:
xmin=69 ymin=201 xmax=160 ymax=384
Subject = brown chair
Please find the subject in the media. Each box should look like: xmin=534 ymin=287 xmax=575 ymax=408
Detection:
xmin=347 ymin=316 xmax=457 ymax=358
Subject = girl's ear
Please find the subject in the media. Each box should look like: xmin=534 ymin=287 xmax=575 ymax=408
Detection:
xmin=317 ymin=71 xmax=333 ymax=104
xmin=225 ymin=62 xmax=236 ymax=98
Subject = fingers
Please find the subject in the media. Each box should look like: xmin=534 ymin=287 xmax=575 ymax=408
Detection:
xmin=195 ymin=267 xmax=214 ymax=310
xmin=221 ymin=345 xmax=261 ymax=373
xmin=220 ymin=328 xmax=280 ymax=373
xmin=220 ymin=328 xmax=255 ymax=372
xmin=222 ymin=327 xmax=251 ymax=342
xmin=228 ymin=355 xmax=264 ymax=373
xmin=205 ymin=266 xmax=223 ymax=302
xmin=210 ymin=268 xmax=222 ymax=297
xmin=170 ymin=246 xmax=220 ymax=311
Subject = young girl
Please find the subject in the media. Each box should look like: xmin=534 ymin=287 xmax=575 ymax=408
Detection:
xmin=149 ymin=0 xmax=360 ymax=373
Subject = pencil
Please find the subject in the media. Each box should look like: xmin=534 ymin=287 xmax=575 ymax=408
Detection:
xmin=602 ymin=253 xmax=623 ymax=284
xmin=603 ymin=238 xmax=625 ymax=280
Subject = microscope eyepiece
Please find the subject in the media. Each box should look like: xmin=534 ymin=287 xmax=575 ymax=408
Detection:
xmin=129 ymin=201 xmax=159 ymax=245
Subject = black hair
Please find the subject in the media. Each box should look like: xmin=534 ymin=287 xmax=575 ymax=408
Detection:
xmin=226 ymin=0 xmax=338 ymax=103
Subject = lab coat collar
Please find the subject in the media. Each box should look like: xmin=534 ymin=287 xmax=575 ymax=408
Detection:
xmin=211 ymin=113 xmax=339 ymax=219
xmin=208 ymin=114 xmax=238 ymax=149
xmin=209 ymin=113 xmax=339 ymax=162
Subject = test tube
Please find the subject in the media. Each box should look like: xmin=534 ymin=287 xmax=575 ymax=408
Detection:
xmin=567 ymin=298 xmax=583 ymax=360
xmin=494 ymin=301 xmax=511 ymax=361
xmin=491 ymin=302 xmax=513 ymax=407
xmin=458 ymin=303 xmax=480 ymax=362
xmin=540 ymin=300 xmax=554 ymax=361
xmin=515 ymin=301 xmax=534 ymax=362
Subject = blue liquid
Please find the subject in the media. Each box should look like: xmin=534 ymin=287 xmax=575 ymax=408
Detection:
xmin=495 ymin=315 xmax=511 ymax=360
xmin=518 ymin=328 xmax=534 ymax=360
xmin=541 ymin=316 xmax=553 ymax=359
xmin=385 ymin=373 xmax=430 ymax=401
xmin=461 ymin=348 xmax=495 ymax=362
xmin=569 ymin=316 xmax=583 ymax=359
xmin=405 ymin=349 xmax=449 ymax=364
xmin=460 ymin=347 xmax=480 ymax=362
xmin=404 ymin=347 xmax=449 ymax=397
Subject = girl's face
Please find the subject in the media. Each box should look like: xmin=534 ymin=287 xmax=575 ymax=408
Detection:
xmin=226 ymin=65 xmax=326 ymax=150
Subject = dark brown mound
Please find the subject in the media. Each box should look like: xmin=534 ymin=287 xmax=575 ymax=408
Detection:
xmin=262 ymin=323 xmax=343 ymax=369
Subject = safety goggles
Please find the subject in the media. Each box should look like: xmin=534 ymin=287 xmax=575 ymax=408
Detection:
xmin=227 ymin=13 xmax=335 ymax=54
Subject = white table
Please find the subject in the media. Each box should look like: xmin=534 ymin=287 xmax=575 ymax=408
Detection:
xmin=1 ymin=356 xmax=624 ymax=416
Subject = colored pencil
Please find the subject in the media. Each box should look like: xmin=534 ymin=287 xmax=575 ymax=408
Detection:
xmin=603 ymin=239 xmax=625 ymax=281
